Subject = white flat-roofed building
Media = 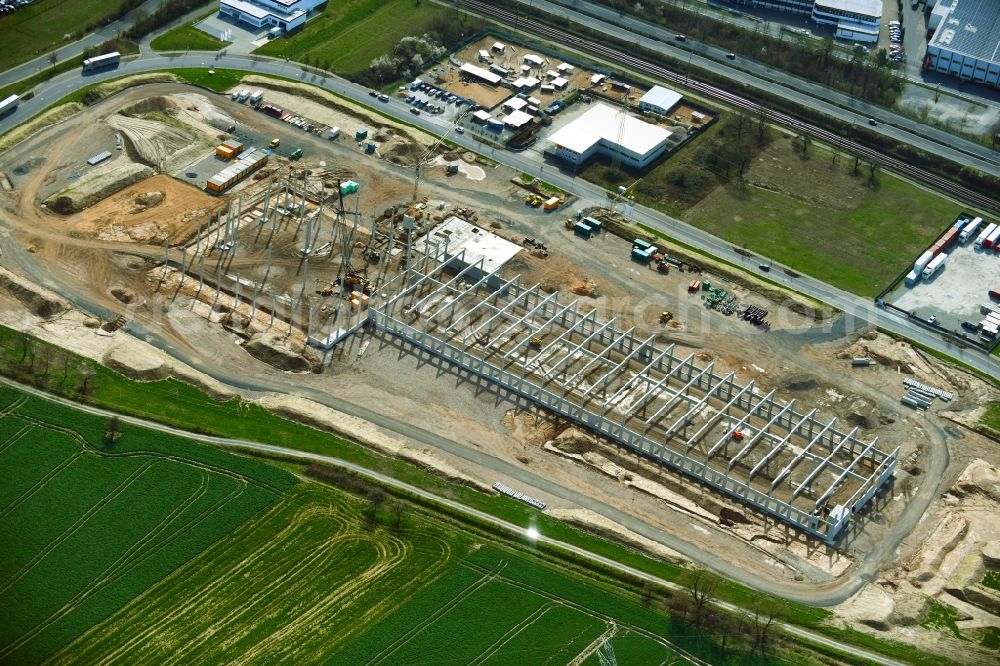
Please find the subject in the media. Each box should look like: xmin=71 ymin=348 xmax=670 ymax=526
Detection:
xmin=730 ymin=1 xmax=882 ymax=41
xmin=511 ymin=76 xmax=540 ymax=92
xmin=478 ymin=49 xmax=490 ymax=62
xmin=925 ymin=0 xmax=1000 ymax=88
xmin=218 ymin=0 xmax=321 ymax=31
xmin=811 ymin=0 xmax=882 ymax=42
xmin=472 ymin=109 xmax=492 ymax=123
xmin=524 ymin=54 xmax=544 ymax=67
xmin=548 ymin=103 xmax=673 ymax=170
xmin=460 ymin=62 xmax=502 ymax=86
xmin=551 ymin=76 xmax=568 ymax=89
xmin=503 ymin=109 xmax=534 ymax=129
xmin=590 ymin=73 xmax=606 ymax=85
xmin=501 ymin=97 xmax=528 ymax=113
xmin=492 ymin=41 xmax=506 ymax=53
xmin=557 ymin=62 xmax=574 ymax=73
xmin=638 ymin=85 xmax=683 ymax=116
xmin=414 ymin=217 xmax=521 ymax=286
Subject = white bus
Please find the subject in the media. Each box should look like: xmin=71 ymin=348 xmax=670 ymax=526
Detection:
xmin=0 ymin=94 xmax=19 ymax=117
xmin=82 ymin=51 xmax=121 ymax=73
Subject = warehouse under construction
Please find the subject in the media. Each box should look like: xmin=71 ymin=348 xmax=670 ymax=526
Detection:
xmin=359 ymin=238 xmax=899 ymax=544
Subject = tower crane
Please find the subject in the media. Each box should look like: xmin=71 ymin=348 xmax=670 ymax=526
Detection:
xmin=411 ymin=111 xmax=470 ymax=211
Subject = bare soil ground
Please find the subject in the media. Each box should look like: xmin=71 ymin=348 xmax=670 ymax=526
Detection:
xmin=0 ymin=80 xmax=997 ymax=635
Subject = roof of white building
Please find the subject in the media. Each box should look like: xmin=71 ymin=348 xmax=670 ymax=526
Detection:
xmin=638 ymin=85 xmax=682 ymax=112
xmin=512 ymin=76 xmax=540 ymax=89
xmin=813 ymin=0 xmax=883 ymax=18
xmin=548 ymin=103 xmax=671 ymax=156
xmin=502 ymin=97 xmax=528 ymax=111
xmin=460 ymin=62 xmax=502 ymax=85
xmin=504 ymin=110 xmax=534 ymax=128
xmin=221 ymin=0 xmax=271 ymax=20
xmin=552 ymin=76 xmax=568 ymax=87
xmin=416 ymin=217 xmax=521 ymax=272
xmin=928 ymin=0 xmax=1000 ymax=63
xmin=472 ymin=109 xmax=492 ymax=121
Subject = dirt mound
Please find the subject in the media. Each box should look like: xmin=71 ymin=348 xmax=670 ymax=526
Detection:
xmin=0 ymin=266 xmax=68 ymax=318
xmin=110 ymin=286 xmax=137 ymax=304
xmin=171 ymin=93 xmax=235 ymax=133
xmin=132 ymin=190 xmax=164 ymax=212
xmin=951 ymin=459 xmax=1000 ymax=502
xmin=120 ymin=96 xmax=175 ymax=116
xmin=384 ymin=138 xmax=424 ymax=166
xmin=108 ymin=113 xmax=208 ymax=172
xmin=244 ymin=330 xmax=321 ymax=373
xmin=45 ymin=161 xmax=153 ymax=213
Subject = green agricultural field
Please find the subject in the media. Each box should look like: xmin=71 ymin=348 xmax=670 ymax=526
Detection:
xmin=150 ymin=24 xmax=228 ymax=52
xmin=254 ymin=0 xmax=466 ymax=75
xmin=0 ymin=386 xmax=295 ymax=664
xmin=58 ymin=483 xmax=463 ymax=664
xmin=0 ymin=0 xmax=142 ymax=71
xmin=329 ymin=546 xmax=696 ymax=666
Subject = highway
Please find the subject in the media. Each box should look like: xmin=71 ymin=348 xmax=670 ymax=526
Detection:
xmin=528 ymin=0 xmax=1000 ymax=172
xmin=0 ymin=374 xmax=907 ymax=666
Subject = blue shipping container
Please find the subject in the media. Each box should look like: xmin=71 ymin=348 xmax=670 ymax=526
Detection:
xmin=574 ymin=222 xmax=592 ymax=238
xmin=633 ymin=238 xmax=651 ymax=250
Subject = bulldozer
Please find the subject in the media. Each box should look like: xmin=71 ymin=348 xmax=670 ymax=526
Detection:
xmin=529 ymin=336 xmax=543 ymax=349
xmin=658 ymin=311 xmax=673 ymax=325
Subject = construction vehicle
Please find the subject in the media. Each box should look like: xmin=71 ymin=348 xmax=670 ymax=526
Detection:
xmin=658 ymin=311 xmax=673 ymax=324
xmin=731 ymin=431 xmax=744 ymax=441
xmin=657 ymin=261 xmax=670 ymax=274
xmin=529 ymin=336 xmax=543 ymax=349
xmin=525 ymin=194 xmax=543 ymax=207
xmin=315 ymin=280 xmax=336 ymax=297
xmin=342 ymin=270 xmax=375 ymax=295
xmin=446 ymin=164 xmax=459 ymax=175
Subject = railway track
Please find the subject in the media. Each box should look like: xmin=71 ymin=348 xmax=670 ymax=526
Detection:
xmin=460 ymin=0 xmax=1000 ymax=215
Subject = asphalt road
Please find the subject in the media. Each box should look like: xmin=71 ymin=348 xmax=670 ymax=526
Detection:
xmin=511 ymin=0 xmax=1000 ymax=174
xmin=0 ymin=374 xmax=906 ymax=666
xmin=0 ymin=0 xmax=168 ymax=89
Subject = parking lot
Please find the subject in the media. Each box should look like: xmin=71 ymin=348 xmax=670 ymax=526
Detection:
xmin=392 ymin=81 xmax=470 ymax=123
xmin=889 ymin=239 xmax=1000 ymax=340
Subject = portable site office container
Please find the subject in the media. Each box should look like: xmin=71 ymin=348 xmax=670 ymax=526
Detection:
xmin=922 ymin=252 xmax=947 ymax=278
xmin=904 ymin=269 xmax=920 ymax=287
xmin=960 ymin=216 xmax=983 ymax=242
xmin=976 ymin=223 xmax=997 ymax=247
xmin=914 ymin=250 xmax=934 ymax=271
xmin=583 ymin=216 xmax=602 ymax=232
xmin=633 ymin=238 xmax=652 ymax=250
xmin=574 ymin=222 xmax=592 ymax=238
xmin=986 ymin=226 xmax=1000 ymax=249
xmin=206 ymin=152 xmax=268 ymax=193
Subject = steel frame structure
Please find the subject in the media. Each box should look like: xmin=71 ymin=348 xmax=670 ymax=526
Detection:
xmin=368 ymin=259 xmax=898 ymax=544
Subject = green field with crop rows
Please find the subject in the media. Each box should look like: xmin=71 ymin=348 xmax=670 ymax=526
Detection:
xmin=57 ymin=483 xmax=462 ymax=664
xmin=0 ymin=385 xmax=295 ymax=664
xmin=329 ymin=546 xmax=691 ymax=665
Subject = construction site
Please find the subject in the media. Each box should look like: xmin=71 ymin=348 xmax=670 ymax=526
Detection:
xmin=1 ymin=75 xmax=999 ymax=660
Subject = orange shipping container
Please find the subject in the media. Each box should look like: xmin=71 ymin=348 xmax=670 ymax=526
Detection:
xmin=216 ymin=145 xmax=237 ymax=159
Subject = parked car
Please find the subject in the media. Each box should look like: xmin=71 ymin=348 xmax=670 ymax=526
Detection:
xmin=927 ymin=315 xmax=938 ymax=325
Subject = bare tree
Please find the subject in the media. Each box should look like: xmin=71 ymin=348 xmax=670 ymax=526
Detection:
xmin=749 ymin=597 xmax=780 ymax=652
xmin=78 ymin=364 xmax=96 ymax=395
xmin=48 ymin=51 xmax=58 ymax=66
xmin=391 ymin=500 xmax=405 ymax=528
xmin=682 ymin=569 xmax=718 ymax=627
xmin=367 ymin=488 xmax=387 ymax=521
xmin=105 ymin=416 xmax=123 ymax=447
